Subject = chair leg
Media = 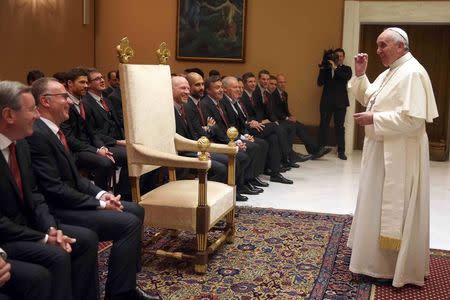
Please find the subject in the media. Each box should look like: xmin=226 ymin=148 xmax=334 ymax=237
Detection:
xmin=225 ymin=209 xmax=235 ymax=243
xmin=195 ymin=233 xmax=208 ymax=274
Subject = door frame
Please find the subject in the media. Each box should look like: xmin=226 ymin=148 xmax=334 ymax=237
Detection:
xmin=342 ymin=0 xmax=450 ymax=153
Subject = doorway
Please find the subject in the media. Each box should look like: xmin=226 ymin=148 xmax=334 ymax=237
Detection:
xmin=353 ymin=25 xmax=450 ymax=159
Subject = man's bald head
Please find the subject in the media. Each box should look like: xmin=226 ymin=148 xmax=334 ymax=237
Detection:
xmin=185 ymin=72 xmax=204 ymax=100
xmin=171 ymin=76 xmax=190 ymax=104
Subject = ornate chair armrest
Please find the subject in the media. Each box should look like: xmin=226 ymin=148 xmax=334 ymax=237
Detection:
xmin=131 ymin=143 xmax=211 ymax=170
xmin=174 ymin=134 xmax=238 ymax=156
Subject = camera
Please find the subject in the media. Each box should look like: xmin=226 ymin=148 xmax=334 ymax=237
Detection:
xmin=319 ymin=48 xmax=337 ymax=68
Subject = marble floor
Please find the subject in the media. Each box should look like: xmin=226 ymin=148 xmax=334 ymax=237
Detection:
xmin=237 ymin=145 xmax=450 ymax=250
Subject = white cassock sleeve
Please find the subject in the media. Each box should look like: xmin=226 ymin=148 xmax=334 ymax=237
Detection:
xmin=373 ymin=112 xmax=424 ymax=137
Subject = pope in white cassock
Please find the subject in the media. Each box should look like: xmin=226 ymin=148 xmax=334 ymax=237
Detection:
xmin=347 ymin=27 xmax=438 ymax=288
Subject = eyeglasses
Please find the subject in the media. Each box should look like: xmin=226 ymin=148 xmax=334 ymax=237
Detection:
xmin=90 ymin=76 xmax=104 ymax=82
xmin=43 ymin=92 xmax=70 ymax=99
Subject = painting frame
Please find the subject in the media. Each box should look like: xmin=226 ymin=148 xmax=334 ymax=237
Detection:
xmin=176 ymin=0 xmax=247 ymax=63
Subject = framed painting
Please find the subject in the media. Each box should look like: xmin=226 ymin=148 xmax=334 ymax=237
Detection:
xmin=176 ymin=0 xmax=247 ymax=62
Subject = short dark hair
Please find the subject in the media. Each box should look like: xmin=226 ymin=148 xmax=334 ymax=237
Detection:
xmin=208 ymin=69 xmax=220 ymax=77
xmin=26 ymin=70 xmax=45 ymax=85
xmin=65 ymin=68 xmax=88 ymax=82
xmin=107 ymin=70 xmax=118 ymax=80
xmin=334 ymin=48 xmax=345 ymax=55
xmin=185 ymin=68 xmax=204 ymax=78
xmin=0 ymin=81 xmax=31 ymax=120
xmin=242 ymin=72 xmax=256 ymax=84
xmin=204 ymin=75 xmax=221 ymax=90
xmin=258 ymin=69 xmax=270 ymax=78
xmin=85 ymin=68 xmax=101 ymax=82
xmin=269 ymin=75 xmax=277 ymax=81
xmin=236 ymin=77 xmax=243 ymax=83
xmin=52 ymin=72 xmax=67 ymax=84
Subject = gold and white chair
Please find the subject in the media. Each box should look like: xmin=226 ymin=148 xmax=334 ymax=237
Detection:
xmin=118 ymin=40 xmax=237 ymax=273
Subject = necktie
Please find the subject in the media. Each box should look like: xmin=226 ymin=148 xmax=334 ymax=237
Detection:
xmin=8 ymin=143 xmax=24 ymax=200
xmin=57 ymin=130 xmax=70 ymax=152
xmin=281 ymin=92 xmax=287 ymax=102
xmin=79 ymin=102 xmax=86 ymax=120
xmin=235 ymin=102 xmax=247 ymax=119
xmin=263 ymin=91 xmax=270 ymax=105
xmin=216 ymin=104 xmax=229 ymax=128
xmin=179 ymin=105 xmax=187 ymax=125
xmin=250 ymin=95 xmax=256 ymax=107
xmin=196 ymin=102 xmax=206 ymax=126
xmin=100 ymin=98 xmax=110 ymax=112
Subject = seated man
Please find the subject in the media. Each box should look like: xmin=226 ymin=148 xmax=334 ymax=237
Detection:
xmin=0 ymin=81 xmax=98 ymax=300
xmin=26 ymin=78 xmax=151 ymax=300
xmin=172 ymin=76 xmax=227 ymax=184
xmin=269 ymin=74 xmax=331 ymax=160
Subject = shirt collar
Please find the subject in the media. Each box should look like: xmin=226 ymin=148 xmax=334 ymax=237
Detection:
xmin=173 ymin=102 xmax=182 ymax=114
xmin=0 ymin=133 xmax=13 ymax=152
xmin=390 ymin=52 xmax=413 ymax=69
xmin=88 ymin=91 xmax=102 ymax=102
xmin=40 ymin=117 xmax=59 ymax=136
xmin=224 ymin=94 xmax=236 ymax=104
xmin=244 ymin=90 xmax=252 ymax=97
xmin=68 ymin=93 xmax=81 ymax=105
xmin=189 ymin=95 xmax=200 ymax=105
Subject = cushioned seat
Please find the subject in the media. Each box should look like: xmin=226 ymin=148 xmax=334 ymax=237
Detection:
xmin=141 ymin=180 xmax=234 ymax=231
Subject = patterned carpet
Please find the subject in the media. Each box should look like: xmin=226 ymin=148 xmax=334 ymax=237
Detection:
xmin=372 ymin=249 xmax=450 ymax=300
xmin=98 ymin=207 xmax=372 ymax=299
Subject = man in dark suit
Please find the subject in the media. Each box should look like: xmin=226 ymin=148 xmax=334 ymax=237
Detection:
xmin=171 ymin=76 xmax=227 ymax=185
xmin=0 ymin=81 xmax=99 ymax=300
xmin=26 ymin=78 xmax=151 ymax=300
xmin=103 ymin=70 xmax=120 ymax=98
xmin=201 ymin=76 xmax=264 ymax=198
xmin=241 ymin=72 xmax=295 ymax=171
xmin=317 ymin=48 xmax=352 ymax=160
xmin=270 ymin=74 xmax=331 ymax=160
xmin=82 ymin=68 xmax=131 ymax=199
xmin=221 ymin=76 xmax=269 ymax=191
xmin=61 ymin=68 xmax=118 ymax=193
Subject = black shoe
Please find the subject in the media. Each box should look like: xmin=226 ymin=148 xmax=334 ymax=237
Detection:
xmin=296 ymin=153 xmax=313 ymax=162
xmin=134 ymin=287 xmax=159 ymax=300
xmin=238 ymin=185 xmax=259 ymax=195
xmin=279 ymin=166 xmax=290 ymax=173
xmin=338 ymin=152 xmax=347 ymax=160
xmin=236 ymin=193 xmax=248 ymax=202
xmin=270 ymin=173 xmax=293 ymax=184
xmin=311 ymin=147 xmax=332 ymax=160
xmin=246 ymin=182 xmax=263 ymax=193
xmin=288 ymin=161 xmax=300 ymax=168
xmin=250 ymin=177 xmax=269 ymax=187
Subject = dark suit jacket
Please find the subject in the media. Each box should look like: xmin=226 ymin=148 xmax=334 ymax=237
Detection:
xmin=0 ymin=139 xmax=56 ymax=244
xmin=241 ymin=89 xmax=266 ymax=122
xmin=271 ymin=90 xmax=291 ymax=121
xmin=26 ymin=119 xmax=102 ymax=210
xmin=221 ymin=96 xmax=248 ymax=135
xmin=82 ymin=93 xmax=124 ymax=145
xmin=185 ymin=97 xmax=209 ymax=141
xmin=106 ymin=88 xmax=124 ymax=128
xmin=201 ymin=96 xmax=230 ymax=144
xmin=174 ymin=107 xmax=196 ymax=141
xmin=61 ymin=105 xmax=103 ymax=154
xmin=317 ymin=64 xmax=352 ymax=111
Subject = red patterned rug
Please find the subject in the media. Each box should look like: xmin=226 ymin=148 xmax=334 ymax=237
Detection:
xmin=372 ymin=249 xmax=450 ymax=300
xmin=98 ymin=207 xmax=372 ymax=299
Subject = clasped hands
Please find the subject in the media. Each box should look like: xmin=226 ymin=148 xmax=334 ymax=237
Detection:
xmin=46 ymin=227 xmax=76 ymax=253
xmin=101 ymin=193 xmax=124 ymax=212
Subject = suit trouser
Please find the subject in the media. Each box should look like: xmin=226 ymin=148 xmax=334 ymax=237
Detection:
xmin=319 ymin=108 xmax=346 ymax=153
xmin=52 ymin=202 xmax=144 ymax=300
xmin=1 ymin=224 xmax=98 ymax=300
xmin=252 ymin=138 xmax=268 ymax=176
xmin=181 ymin=152 xmax=228 ymax=183
xmin=279 ymin=120 xmax=320 ymax=155
xmin=249 ymin=122 xmax=290 ymax=163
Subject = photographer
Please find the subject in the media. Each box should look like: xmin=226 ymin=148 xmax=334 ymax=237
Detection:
xmin=317 ymin=48 xmax=352 ymax=160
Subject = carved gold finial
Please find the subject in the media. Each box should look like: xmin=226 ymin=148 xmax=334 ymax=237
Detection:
xmin=226 ymin=127 xmax=239 ymax=147
xmin=197 ymin=136 xmax=210 ymax=161
xmin=116 ymin=37 xmax=134 ymax=63
xmin=156 ymin=42 xmax=170 ymax=64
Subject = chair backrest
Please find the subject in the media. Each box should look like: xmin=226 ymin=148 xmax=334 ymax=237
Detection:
xmin=120 ymin=63 xmax=176 ymax=176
